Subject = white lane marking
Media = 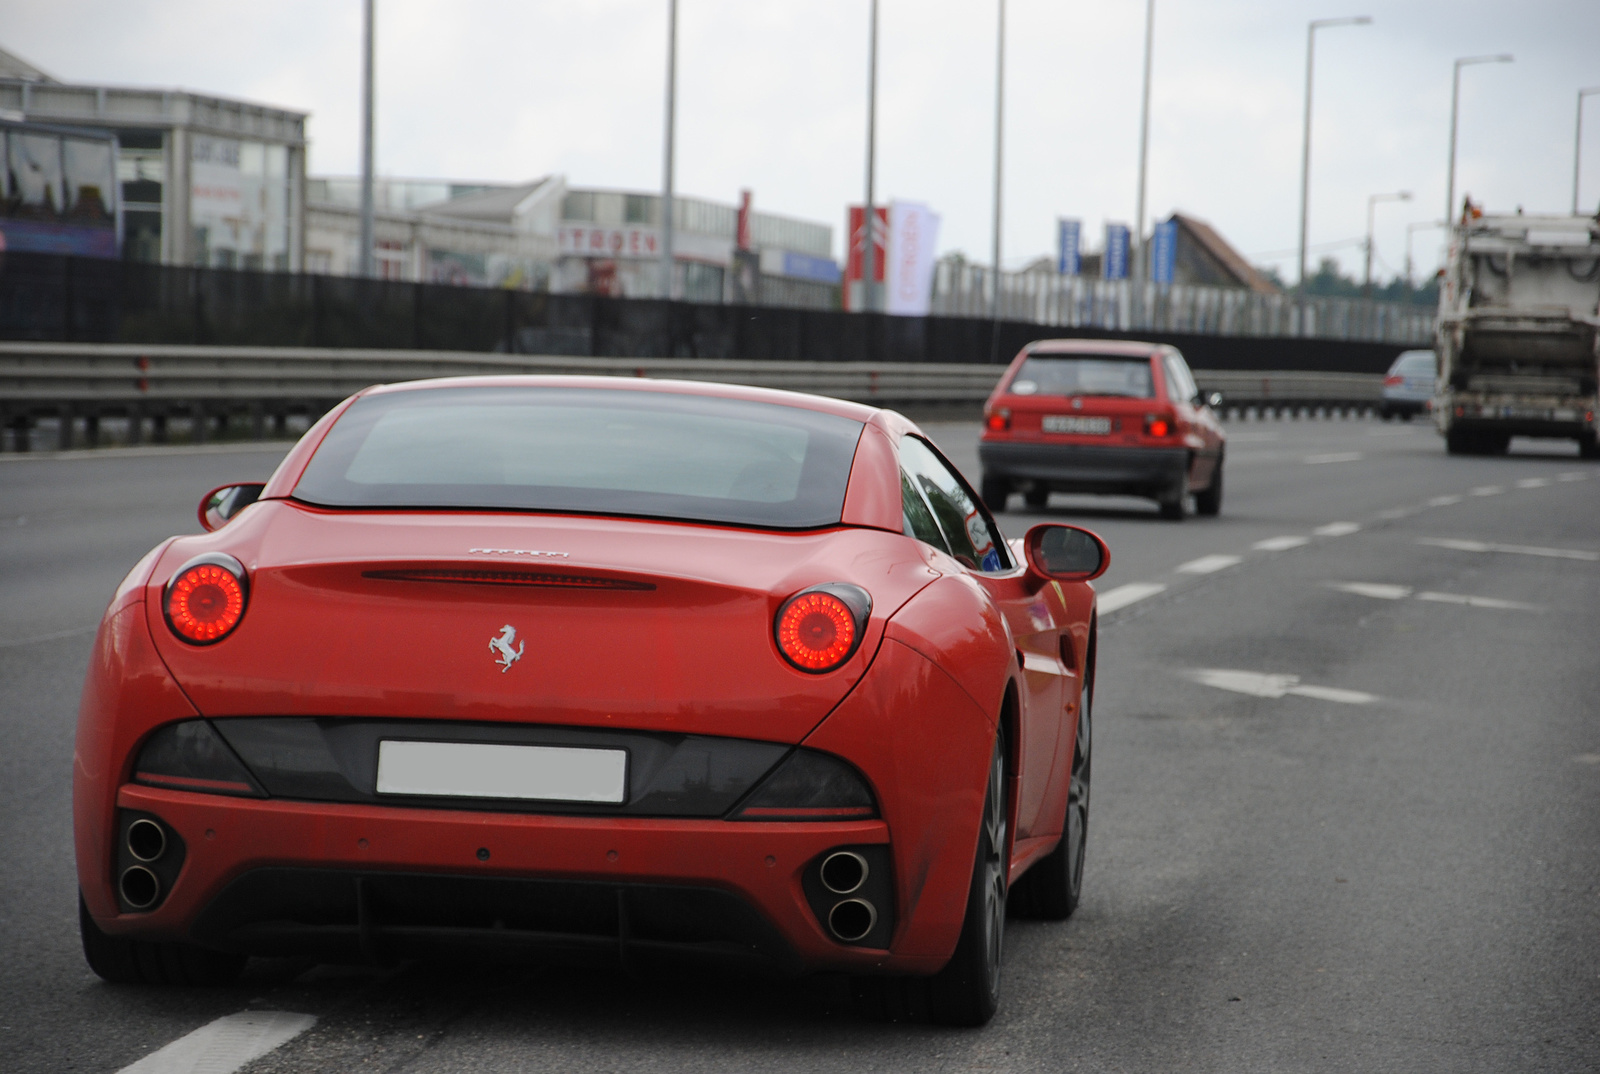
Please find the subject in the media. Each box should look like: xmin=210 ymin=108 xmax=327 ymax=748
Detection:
xmin=1515 ymin=477 xmax=1552 ymax=489
xmin=1557 ymin=471 xmax=1589 ymax=482
xmin=1186 ymin=668 xmax=1377 ymax=705
xmin=1470 ymin=485 xmax=1504 ymax=496
xmin=1415 ymin=591 xmax=1543 ymax=611
xmin=1575 ymin=753 xmax=1600 ymax=765
xmin=1377 ymin=507 xmax=1412 ymax=519
xmin=1304 ymin=451 xmax=1364 ymax=464
xmin=1328 ymin=582 xmax=1412 ymax=600
xmin=117 ymin=1012 xmax=316 ymax=1074
xmin=1427 ymin=494 xmax=1464 ymax=507
xmin=1253 ymin=535 xmax=1309 ymax=551
xmin=1418 ymin=537 xmax=1600 ymax=562
xmin=1314 ymin=522 xmax=1361 ymax=537
xmin=1176 ymin=554 xmax=1243 ymax=574
xmin=1097 ymin=582 xmax=1168 ymax=613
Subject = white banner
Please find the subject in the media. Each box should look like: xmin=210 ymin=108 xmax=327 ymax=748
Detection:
xmin=886 ymin=200 xmax=940 ymax=316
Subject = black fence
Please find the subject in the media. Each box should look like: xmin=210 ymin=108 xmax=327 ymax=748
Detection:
xmin=0 ymin=251 xmax=1411 ymax=373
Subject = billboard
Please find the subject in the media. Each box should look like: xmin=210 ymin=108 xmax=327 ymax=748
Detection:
xmin=1103 ymin=223 xmax=1130 ymax=280
xmin=1057 ymin=218 xmax=1081 ymax=276
xmin=1150 ymin=217 xmax=1178 ymax=284
xmin=886 ymin=200 xmax=940 ymax=316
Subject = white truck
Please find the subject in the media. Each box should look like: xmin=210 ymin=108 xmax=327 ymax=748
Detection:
xmin=1435 ymin=210 xmax=1600 ymax=457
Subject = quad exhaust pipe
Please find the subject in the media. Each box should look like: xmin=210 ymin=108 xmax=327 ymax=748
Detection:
xmin=119 ymin=865 xmax=161 ymax=910
xmin=127 ymin=818 xmax=167 ymax=862
xmin=827 ymin=897 xmax=877 ymax=942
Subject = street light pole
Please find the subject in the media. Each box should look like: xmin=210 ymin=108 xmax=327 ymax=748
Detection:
xmin=1446 ymin=54 xmax=1512 ymax=227
xmin=1574 ymin=86 xmax=1600 ymax=214
xmin=357 ymin=0 xmax=375 ymax=279
xmin=660 ymin=0 xmax=678 ymax=301
xmin=861 ymin=0 xmax=878 ymax=313
xmin=991 ymin=0 xmax=1006 ymax=325
xmin=1365 ymin=190 xmax=1411 ymax=295
xmin=1132 ymin=0 xmax=1155 ymax=321
xmin=1297 ymin=16 xmax=1371 ymax=292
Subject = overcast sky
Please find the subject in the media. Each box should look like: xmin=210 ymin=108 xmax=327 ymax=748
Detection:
xmin=5 ymin=0 xmax=1597 ymax=282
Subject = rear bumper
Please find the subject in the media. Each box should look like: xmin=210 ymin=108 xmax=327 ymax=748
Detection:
xmin=99 ymin=784 xmax=936 ymax=974
xmin=979 ymin=440 xmax=1187 ymax=495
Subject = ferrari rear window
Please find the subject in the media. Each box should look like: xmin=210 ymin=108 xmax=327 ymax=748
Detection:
xmin=293 ymin=386 xmax=864 ymax=529
xmin=1007 ymin=356 xmax=1155 ymax=399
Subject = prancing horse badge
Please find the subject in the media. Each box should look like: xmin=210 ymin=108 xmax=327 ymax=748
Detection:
xmin=489 ymin=624 xmax=524 ymax=672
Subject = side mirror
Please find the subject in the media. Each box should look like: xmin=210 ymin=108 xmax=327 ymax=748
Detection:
xmin=198 ymin=483 xmax=266 ymax=532
xmin=1205 ymin=391 xmax=1223 ymax=409
xmin=1023 ymin=523 xmax=1110 ymax=582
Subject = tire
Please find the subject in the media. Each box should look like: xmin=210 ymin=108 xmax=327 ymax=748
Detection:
xmin=1157 ymin=472 xmax=1187 ymax=521
xmin=980 ymin=474 xmax=1010 ymax=513
xmin=1023 ymin=486 xmax=1049 ymax=510
xmin=927 ymin=737 xmax=1009 ymax=1027
xmin=1485 ymin=433 xmax=1511 ymax=455
xmin=1193 ymin=460 xmax=1223 ymax=517
xmin=1445 ymin=428 xmax=1474 ymax=456
xmin=80 ymin=894 xmax=246 ymax=986
xmin=1015 ymin=669 xmax=1092 ymax=920
xmin=1580 ymin=434 xmax=1600 ymax=460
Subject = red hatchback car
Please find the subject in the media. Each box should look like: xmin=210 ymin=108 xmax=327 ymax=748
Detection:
xmin=979 ymin=340 xmax=1226 ymax=520
xmin=75 ymin=376 xmax=1108 ymax=1026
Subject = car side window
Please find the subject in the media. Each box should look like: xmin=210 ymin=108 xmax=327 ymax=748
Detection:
xmin=901 ymin=468 xmax=951 ymax=553
xmin=899 ymin=436 xmax=1010 ymax=572
xmin=1164 ymin=354 xmax=1197 ymax=403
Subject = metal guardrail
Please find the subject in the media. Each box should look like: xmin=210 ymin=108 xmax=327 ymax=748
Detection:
xmin=0 ymin=342 xmax=1384 ymax=451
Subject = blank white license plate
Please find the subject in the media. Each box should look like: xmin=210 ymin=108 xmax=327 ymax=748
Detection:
xmin=376 ymin=741 xmax=628 ymax=803
xmin=1042 ymin=415 xmax=1112 ymax=435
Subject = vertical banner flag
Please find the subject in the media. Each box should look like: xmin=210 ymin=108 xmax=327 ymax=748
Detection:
xmin=1057 ymin=218 xmax=1082 ymax=276
xmin=1103 ymin=223 xmax=1130 ymax=280
xmin=886 ymin=200 xmax=941 ymax=316
xmin=1150 ymin=217 xmax=1178 ymax=284
xmin=845 ymin=205 xmax=888 ymax=311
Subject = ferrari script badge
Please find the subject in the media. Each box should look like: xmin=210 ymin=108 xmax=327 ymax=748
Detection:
xmin=489 ymin=624 xmax=525 ymax=673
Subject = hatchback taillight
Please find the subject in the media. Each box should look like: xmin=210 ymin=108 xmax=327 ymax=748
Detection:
xmin=985 ymin=408 xmax=1012 ymax=432
xmin=164 ymin=553 xmax=249 ymax=644
xmin=1144 ymin=414 xmax=1174 ymax=438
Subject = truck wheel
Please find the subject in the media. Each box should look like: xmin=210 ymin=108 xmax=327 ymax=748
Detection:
xmin=980 ymin=474 xmax=1010 ymax=513
xmin=1485 ymin=433 xmax=1511 ymax=455
xmin=1445 ymin=429 xmax=1474 ymax=456
xmin=1579 ymin=434 xmax=1599 ymax=459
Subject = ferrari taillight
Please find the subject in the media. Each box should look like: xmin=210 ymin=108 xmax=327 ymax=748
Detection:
xmin=774 ymin=583 xmax=872 ymax=673
xmin=164 ymin=553 xmax=248 ymax=644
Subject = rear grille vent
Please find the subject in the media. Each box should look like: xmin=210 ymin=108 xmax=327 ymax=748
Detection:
xmin=363 ymin=569 xmax=655 ymax=591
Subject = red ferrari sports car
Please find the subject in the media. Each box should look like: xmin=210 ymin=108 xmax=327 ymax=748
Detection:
xmin=75 ymin=376 xmax=1106 ymax=1026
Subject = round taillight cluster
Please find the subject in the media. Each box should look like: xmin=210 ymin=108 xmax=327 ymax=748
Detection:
xmin=775 ymin=584 xmax=872 ymax=673
xmin=164 ymin=553 xmax=249 ymax=644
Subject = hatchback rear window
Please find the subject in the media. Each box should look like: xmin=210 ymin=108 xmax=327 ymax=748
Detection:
xmin=293 ymin=386 xmax=864 ymax=529
xmin=1007 ymin=356 xmax=1155 ymax=399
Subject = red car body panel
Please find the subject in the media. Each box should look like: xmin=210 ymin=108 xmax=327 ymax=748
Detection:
xmin=75 ymin=376 xmax=1099 ymax=978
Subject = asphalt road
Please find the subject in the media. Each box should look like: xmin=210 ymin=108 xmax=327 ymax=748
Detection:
xmin=2 ymin=417 xmax=1598 ymax=1073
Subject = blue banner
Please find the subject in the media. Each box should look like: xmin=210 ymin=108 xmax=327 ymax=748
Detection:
xmin=1150 ymin=217 xmax=1178 ymax=284
xmin=1103 ymin=223 xmax=1130 ymax=280
xmin=1057 ymin=218 xmax=1081 ymax=276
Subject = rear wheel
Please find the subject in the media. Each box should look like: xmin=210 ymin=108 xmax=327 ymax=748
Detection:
xmin=927 ymin=737 xmax=1008 ymax=1027
xmin=80 ymin=894 xmax=245 ymax=986
xmin=980 ymin=474 xmax=1010 ymax=513
xmin=1193 ymin=460 xmax=1223 ymax=517
xmin=1580 ymin=434 xmax=1600 ymax=459
xmin=1015 ymin=670 xmax=1092 ymax=920
xmin=1445 ymin=428 xmax=1475 ymax=455
xmin=1023 ymin=485 xmax=1049 ymax=510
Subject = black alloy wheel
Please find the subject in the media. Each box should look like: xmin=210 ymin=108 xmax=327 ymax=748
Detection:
xmin=1015 ymin=669 xmax=1092 ymax=920
xmin=928 ymin=736 xmax=1009 ymax=1026
xmin=1194 ymin=460 xmax=1223 ymax=517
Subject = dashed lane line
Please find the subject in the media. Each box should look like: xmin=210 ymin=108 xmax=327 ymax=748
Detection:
xmin=1515 ymin=477 xmax=1552 ymax=489
xmin=1557 ymin=471 xmax=1589 ymax=482
xmin=1470 ymin=485 xmax=1504 ymax=496
xmin=1185 ymin=668 xmax=1378 ymax=705
xmin=1176 ymin=554 xmax=1243 ymax=575
xmin=1304 ymin=451 xmax=1364 ymax=464
xmin=1326 ymin=581 xmax=1543 ymax=611
xmin=1253 ymin=535 xmax=1310 ymax=551
xmin=1418 ymin=537 xmax=1600 ymax=562
xmin=116 ymin=1011 xmax=316 ymax=1074
xmin=1313 ymin=521 xmax=1361 ymax=537
xmin=1097 ymin=582 xmax=1168 ymax=613
xmin=1427 ymin=494 xmax=1464 ymax=507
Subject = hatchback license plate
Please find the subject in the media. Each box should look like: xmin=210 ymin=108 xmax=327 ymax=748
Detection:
xmin=376 ymin=741 xmax=628 ymax=803
xmin=1042 ymin=415 xmax=1111 ymax=435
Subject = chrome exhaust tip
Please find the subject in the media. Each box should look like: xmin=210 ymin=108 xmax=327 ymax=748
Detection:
xmin=819 ymin=850 xmax=869 ymax=895
xmin=828 ymin=898 xmax=877 ymax=943
xmin=126 ymin=818 xmax=167 ymax=863
xmin=119 ymin=865 xmax=161 ymax=910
